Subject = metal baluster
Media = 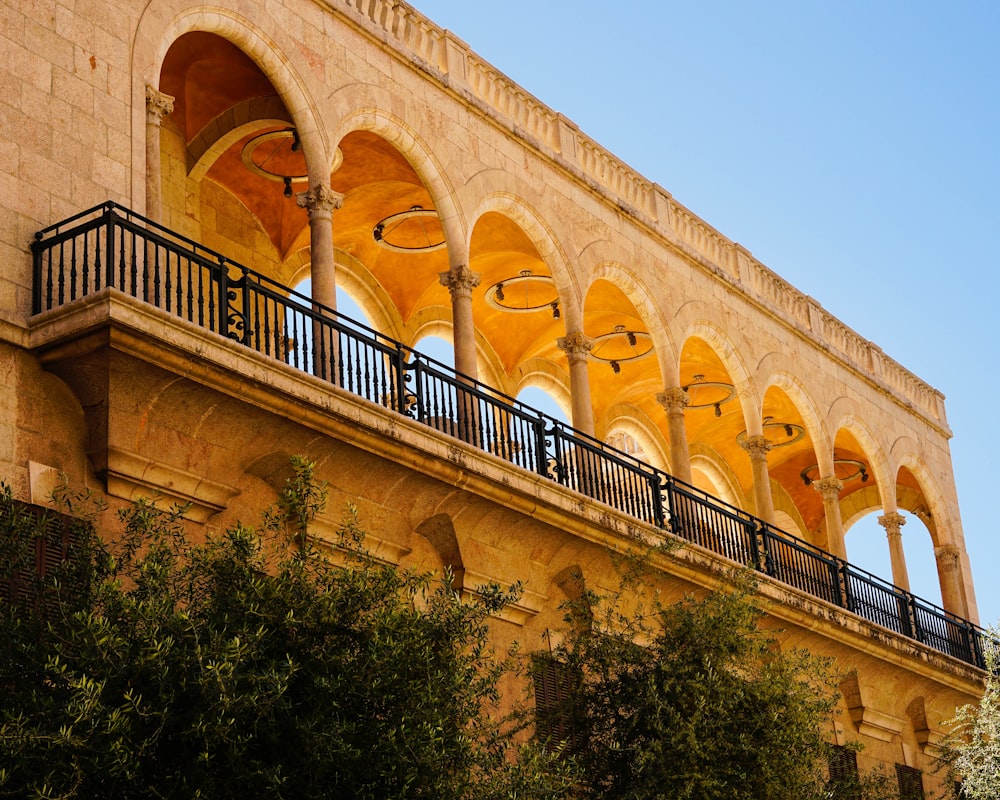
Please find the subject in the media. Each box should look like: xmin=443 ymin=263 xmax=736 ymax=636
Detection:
xmin=290 ymin=309 xmax=301 ymax=370
xmin=141 ymin=238 xmax=150 ymax=303
xmin=58 ymin=237 xmax=67 ymax=305
xmin=153 ymin=245 xmax=162 ymax=307
xmin=117 ymin=220 xmax=126 ymax=290
xmin=163 ymin=249 xmax=173 ymax=312
xmin=262 ymin=296 xmax=272 ymax=358
xmin=196 ymin=259 xmax=205 ymax=326
xmin=104 ymin=206 xmax=114 ymax=291
xmin=129 ymin=230 xmax=138 ymax=297
xmin=213 ymin=257 xmax=226 ymax=336
xmin=185 ymin=256 xmax=194 ymax=323
xmin=175 ymin=252 xmax=185 ymax=314
xmin=45 ymin=243 xmax=53 ymax=311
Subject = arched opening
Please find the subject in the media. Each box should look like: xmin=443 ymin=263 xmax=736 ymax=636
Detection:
xmin=582 ymin=278 xmax=661 ymax=442
xmin=678 ymin=335 xmax=749 ymax=508
xmin=753 ymin=383 xmax=828 ymax=544
xmin=845 ymin=511 xmax=942 ymax=608
xmin=329 ymin=130 xmax=451 ymax=326
xmin=159 ymin=32 xmax=308 ymax=281
xmin=472 ymin=211 xmax=562 ymax=377
xmin=413 ymin=334 xmax=455 ymax=370
xmin=517 ymin=386 xmax=570 ymax=425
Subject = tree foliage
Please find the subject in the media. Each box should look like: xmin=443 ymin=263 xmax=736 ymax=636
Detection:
xmin=0 ymin=463 xmax=571 ymax=800
xmin=538 ymin=565 xmax=890 ymax=800
xmin=943 ymin=633 xmax=1000 ymax=799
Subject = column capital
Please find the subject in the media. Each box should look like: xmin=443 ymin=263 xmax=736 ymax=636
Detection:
xmin=296 ymin=184 xmax=344 ymax=217
xmin=811 ymin=476 xmax=844 ymax=502
xmin=557 ymin=331 xmax=594 ymax=362
xmin=739 ymin=434 xmax=771 ymax=462
xmin=438 ymin=264 xmax=481 ymax=296
xmin=145 ymin=85 xmax=174 ymax=125
xmin=657 ymin=387 xmax=690 ymax=413
xmin=877 ymin=512 xmax=907 ymax=537
xmin=934 ymin=543 xmax=960 ymax=566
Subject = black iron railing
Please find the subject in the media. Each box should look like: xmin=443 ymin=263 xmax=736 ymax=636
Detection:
xmin=30 ymin=202 xmax=995 ymax=669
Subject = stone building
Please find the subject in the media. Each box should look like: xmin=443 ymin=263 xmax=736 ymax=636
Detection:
xmin=0 ymin=0 xmax=987 ymax=793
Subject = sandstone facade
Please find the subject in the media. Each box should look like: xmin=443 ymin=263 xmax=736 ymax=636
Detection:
xmin=0 ymin=0 xmax=985 ymax=792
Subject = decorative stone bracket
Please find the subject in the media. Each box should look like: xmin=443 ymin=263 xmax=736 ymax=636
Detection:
xmin=842 ymin=673 xmax=906 ymax=742
xmin=104 ymin=447 xmax=239 ymax=523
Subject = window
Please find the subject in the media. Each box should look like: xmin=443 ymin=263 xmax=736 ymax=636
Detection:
xmin=0 ymin=499 xmax=90 ymax=614
xmin=895 ymin=764 xmax=924 ymax=800
xmin=531 ymin=654 xmax=576 ymax=752
xmin=828 ymin=745 xmax=861 ymax=800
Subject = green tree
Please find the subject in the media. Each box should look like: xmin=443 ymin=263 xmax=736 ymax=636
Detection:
xmin=538 ymin=566 xmax=890 ymax=800
xmin=0 ymin=462 xmax=571 ymax=800
xmin=942 ymin=633 xmax=1000 ymax=799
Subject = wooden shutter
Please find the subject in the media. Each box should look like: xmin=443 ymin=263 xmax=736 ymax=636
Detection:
xmin=895 ymin=764 xmax=924 ymax=800
xmin=532 ymin=654 xmax=575 ymax=751
xmin=828 ymin=745 xmax=861 ymax=800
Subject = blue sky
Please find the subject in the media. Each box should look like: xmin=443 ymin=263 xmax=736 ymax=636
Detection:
xmin=402 ymin=0 xmax=1000 ymax=626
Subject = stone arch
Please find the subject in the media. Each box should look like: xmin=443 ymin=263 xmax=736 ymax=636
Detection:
xmin=468 ymin=191 xmax=581 ymax=328
xmin=330 ymin=105 xmax=465 ymax=271
xmin=827 ymin=403 xmax=892 ymax=506
xmin=245 ymin=450 xmax=297 ymax=494
xmin=771 ymin=482 xmax=808 ymax=538
xmin=589 ymin=259 xmax=678 ymax=389
xmin=408 ymin=309 xmax=456 ymax=351
xmin=415 ymin=513 xmax=465 ymax=573
xmin=689 ymin=445 xmax=744 ymax=509
xmin=512 ymin=359 xmax=573 ymax=422
xmin=757 ymin=363 xmax=830 ymax=467
xmin=332 ymin=251 xmax=406 ymax=342
xmin=187 ymin=99 xmax=292 ymax=180
xmin=681 ymin=320 xmax=760 ymax=432
xmin=599 ymin=402 xmax=671 ymax=472
xmin=841 ymin=484 xmax=884 ymax=531
xmin=134 ymin=2 xmax=330 ymax=209
xmin=883 ymin=449 xmax=972 ymax=618
xmin=889 ymin=447 xmax=955 ymax=549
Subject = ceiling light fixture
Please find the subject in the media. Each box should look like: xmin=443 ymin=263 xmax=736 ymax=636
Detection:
xmin=589 ymin=324 xmax=654 ymax=373
xmin=485 ymin=270 xmax=560 ymax=318
xmin=372 ymin=206 xmax=447 ymax=253
xmin=240 ymin=128 xmax=308 ymax=198
xmin=681 ymin=375 xmax=736 ymax=417
xmin=800 ymin=457 xmax=869 ymax=486
xmin=736 ymin=416 xmax=806 ymax=448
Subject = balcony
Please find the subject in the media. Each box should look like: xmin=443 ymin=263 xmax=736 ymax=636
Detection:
xmin=29 ymin=201 xmax=993 ymax=669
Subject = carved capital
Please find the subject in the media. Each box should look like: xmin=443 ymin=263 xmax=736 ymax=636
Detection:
xmin=438 ymin=264 xmax=480 ymax=296
xmin=145 ymin=85 xmax=174 ymax=125
xmin=557 ymin=331 xmax=594 ymax=361
xmin=739 ymin=434 xmax=771 ymax=462
xmin=811 ymin=476 xmax=844 ymax=502
xmin=296 ymin=184 xmax=344 ymax=217
xmin=934 ymin=544 xmax=960 ymax=570
xmin=877 ymin=512 xmax=906 ymax=538
xmin=657 ymin=387 xmax=690 ymax=414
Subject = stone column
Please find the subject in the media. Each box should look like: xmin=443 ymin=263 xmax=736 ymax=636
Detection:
xmin=296 ymin=185 xmax=343 ymax=382
xmin=934 ymin=544 xmax=966 ymax=618
xmin=145 ymin=85 xmax=174 ymax=223
xmin=812 ymin=477 xmax=846 ymax=560
xmin=296 ymin=184 xmax=343 ymax=311
xmin=438 ymin=264 xmax=481 ymax=381
xmin=739 ymin=435 xmax=776 ymax=525
xmin=656 ymin=387 xmax=692 ymax=484
xmin=557 ymin=332 xmax=596 ymax=437
xmin=439 ymin=264 xmax=482 ymax=446
xmin=878 ymin=512 xmax=910 ymax=592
